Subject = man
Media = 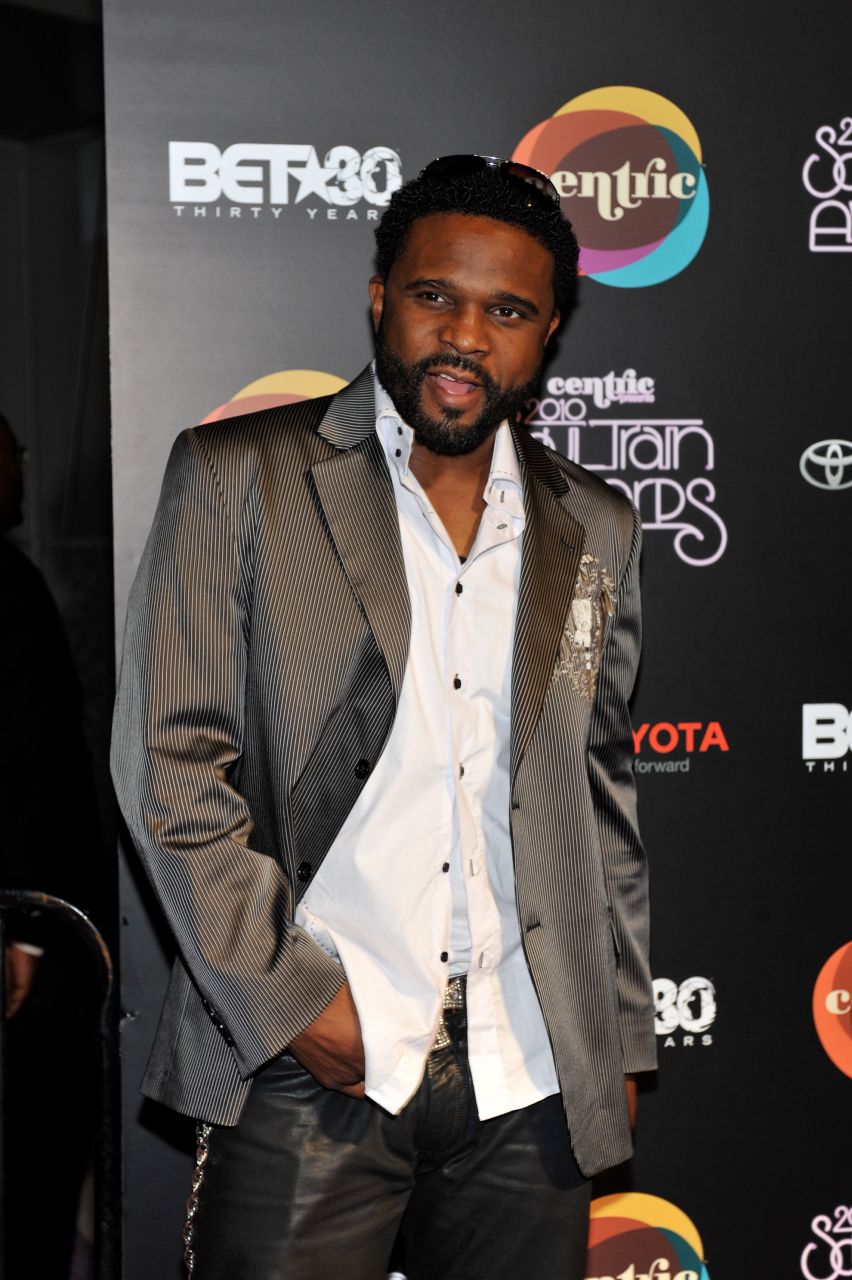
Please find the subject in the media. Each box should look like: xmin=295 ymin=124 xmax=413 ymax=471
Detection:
xmin=112 ymin=155 xmax=656 ymax=1279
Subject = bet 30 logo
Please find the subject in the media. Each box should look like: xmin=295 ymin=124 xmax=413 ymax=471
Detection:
xmin=653 ymin=977 xmax=716 ymax=1048
xmin=802 ymin=704 xmax=852 ymax=773
xmin=169 ymin=142 xmax=402 ymax=210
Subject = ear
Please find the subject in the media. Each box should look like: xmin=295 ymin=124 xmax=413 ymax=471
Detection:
xmin=368 ymin=276 xmax=385 ymax=334
xmin=545 ymin=310 xmax=561 ymax=345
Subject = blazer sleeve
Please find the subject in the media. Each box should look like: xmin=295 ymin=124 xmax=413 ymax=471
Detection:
xmin=110 ymin=428 xmax=346 ymax=1078
xmin=587 ymin=504 xmax=657 ymax=1073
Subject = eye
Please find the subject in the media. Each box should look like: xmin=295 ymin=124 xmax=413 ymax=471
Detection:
xmin=415 ymin=290 xmax=448 ymax=304
xmin=492 ymin=305 xmax=527 ymax=321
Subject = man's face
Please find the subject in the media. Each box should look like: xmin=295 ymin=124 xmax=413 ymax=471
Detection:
xmin=369 ymin=213 xmax=560 ymax=456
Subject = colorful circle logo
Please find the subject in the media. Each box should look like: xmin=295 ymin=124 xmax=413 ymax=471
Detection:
xmin=587 ymin=1193 xmax=710 ymax=1279
xmin=813 ymin=941 xmax=852 ymax=1078
xmin=514 ymin=86 xmax=709 ymax=288
xmin=202 ymin=369 xmax=347 ymax=423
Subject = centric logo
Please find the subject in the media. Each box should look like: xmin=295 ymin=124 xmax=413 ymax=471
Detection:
xmin=202 ymin=369 xmax=347 ymax=422
xmin=587 ymin=1192 xmax=710 ymax=1280
xmin=813 ymin=941 xmax=852 ymax=1078
xmin=799 ymin=439 xmax=852 ymax=490
xmin=527 ymin=370 xmax=725 ymax=566
xmin=513 ymin=86 xmax=709 ymax=288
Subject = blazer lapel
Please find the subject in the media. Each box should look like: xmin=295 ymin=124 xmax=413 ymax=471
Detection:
xmin=510 ymin=426 xmax=586 ymax=782
xmin=310 ymin=368 xmax=411 ymax=700
xmin=310 ymin=373 xmax=581 ymax=752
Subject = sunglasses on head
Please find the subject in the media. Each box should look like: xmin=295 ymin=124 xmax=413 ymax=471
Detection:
xmin=419 ymin=154 xmax=561 ymax=207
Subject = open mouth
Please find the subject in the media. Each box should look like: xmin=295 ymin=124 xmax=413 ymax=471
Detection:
xmin=425 ymin=370 xmax=483 ymax=400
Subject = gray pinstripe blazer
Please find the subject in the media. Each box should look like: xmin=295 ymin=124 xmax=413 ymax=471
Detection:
xmin=111 ymin=365 xmax=656 ymax=1177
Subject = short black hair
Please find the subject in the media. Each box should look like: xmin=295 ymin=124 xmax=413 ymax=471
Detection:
xmin=374 ymin=167 xmax=579 ymax=316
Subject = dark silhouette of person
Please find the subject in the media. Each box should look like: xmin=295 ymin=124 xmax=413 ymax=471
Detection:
xmin=0 ymin=411 xmax=104 ymax=1278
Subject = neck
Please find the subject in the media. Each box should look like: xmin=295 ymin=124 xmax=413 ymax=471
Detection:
xmin=408 ymin=428 xmax=499 ymax=560
xmin=408 ymin=427 xmax=498 ymax=493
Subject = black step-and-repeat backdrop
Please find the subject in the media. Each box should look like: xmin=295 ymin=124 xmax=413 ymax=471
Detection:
xmin=103 ymin=3 xmax=851 ymax=1275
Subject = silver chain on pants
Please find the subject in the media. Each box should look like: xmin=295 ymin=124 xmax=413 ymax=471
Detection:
xmin=184 ymin=1122 xmax=212 ymax=1274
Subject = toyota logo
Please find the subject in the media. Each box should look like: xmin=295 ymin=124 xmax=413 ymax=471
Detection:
xmin=799 ymin=439 xmax=852 ymax=490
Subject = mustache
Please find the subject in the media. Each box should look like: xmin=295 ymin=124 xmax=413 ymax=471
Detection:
xmin=414 ymin=352 xmax=496 ymax=391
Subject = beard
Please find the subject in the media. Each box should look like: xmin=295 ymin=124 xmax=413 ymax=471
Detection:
xmin=374 ymin=324 xmax=542 ymax=457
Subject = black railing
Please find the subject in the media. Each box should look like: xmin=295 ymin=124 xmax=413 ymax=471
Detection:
xmin=0 ymin=891 xmax=119 ymax=1280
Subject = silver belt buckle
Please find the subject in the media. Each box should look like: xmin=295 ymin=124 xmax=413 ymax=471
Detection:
xmin=432 ymin=974 xmax=466 ymax=1052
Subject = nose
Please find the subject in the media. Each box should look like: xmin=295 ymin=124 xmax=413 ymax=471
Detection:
xmin=438 ymin=305 xmax=489 ymax=357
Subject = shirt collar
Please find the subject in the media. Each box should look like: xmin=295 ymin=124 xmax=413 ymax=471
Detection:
xmin=372 ymin=364 xmax=524 ymax=519
xmin=374 ymin=365 xmax=416 ymax=471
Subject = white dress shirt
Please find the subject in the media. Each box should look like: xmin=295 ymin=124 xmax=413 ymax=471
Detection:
xmin=294 ymin=371 xmax=560 ymax=1119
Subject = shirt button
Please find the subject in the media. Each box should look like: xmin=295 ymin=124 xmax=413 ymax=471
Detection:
xmin=459 ymin=763 xmax=465 ymax=778
xmin=442 ymin=862 xmax=450 ymax=873
xmin=354 ymin=759 xmax=370 ymax=779
xmin=297 ymin=861 xmax=312 ymax=883
xmin=453 ymin=676 xmax=462 ymax=690
xmin=397 ymin=426 xmax=402 ymax=436
xmin=440 ymin=951 xmax=448 ymax=963
xmin=455 ymin=582 xmax=463 ymax=595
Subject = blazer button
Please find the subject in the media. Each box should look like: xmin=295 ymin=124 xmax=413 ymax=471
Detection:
xmin=354 ymin=759 xmax=370 ymax=779
xmin=297 ymin=861 xmax=312 ymax=883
